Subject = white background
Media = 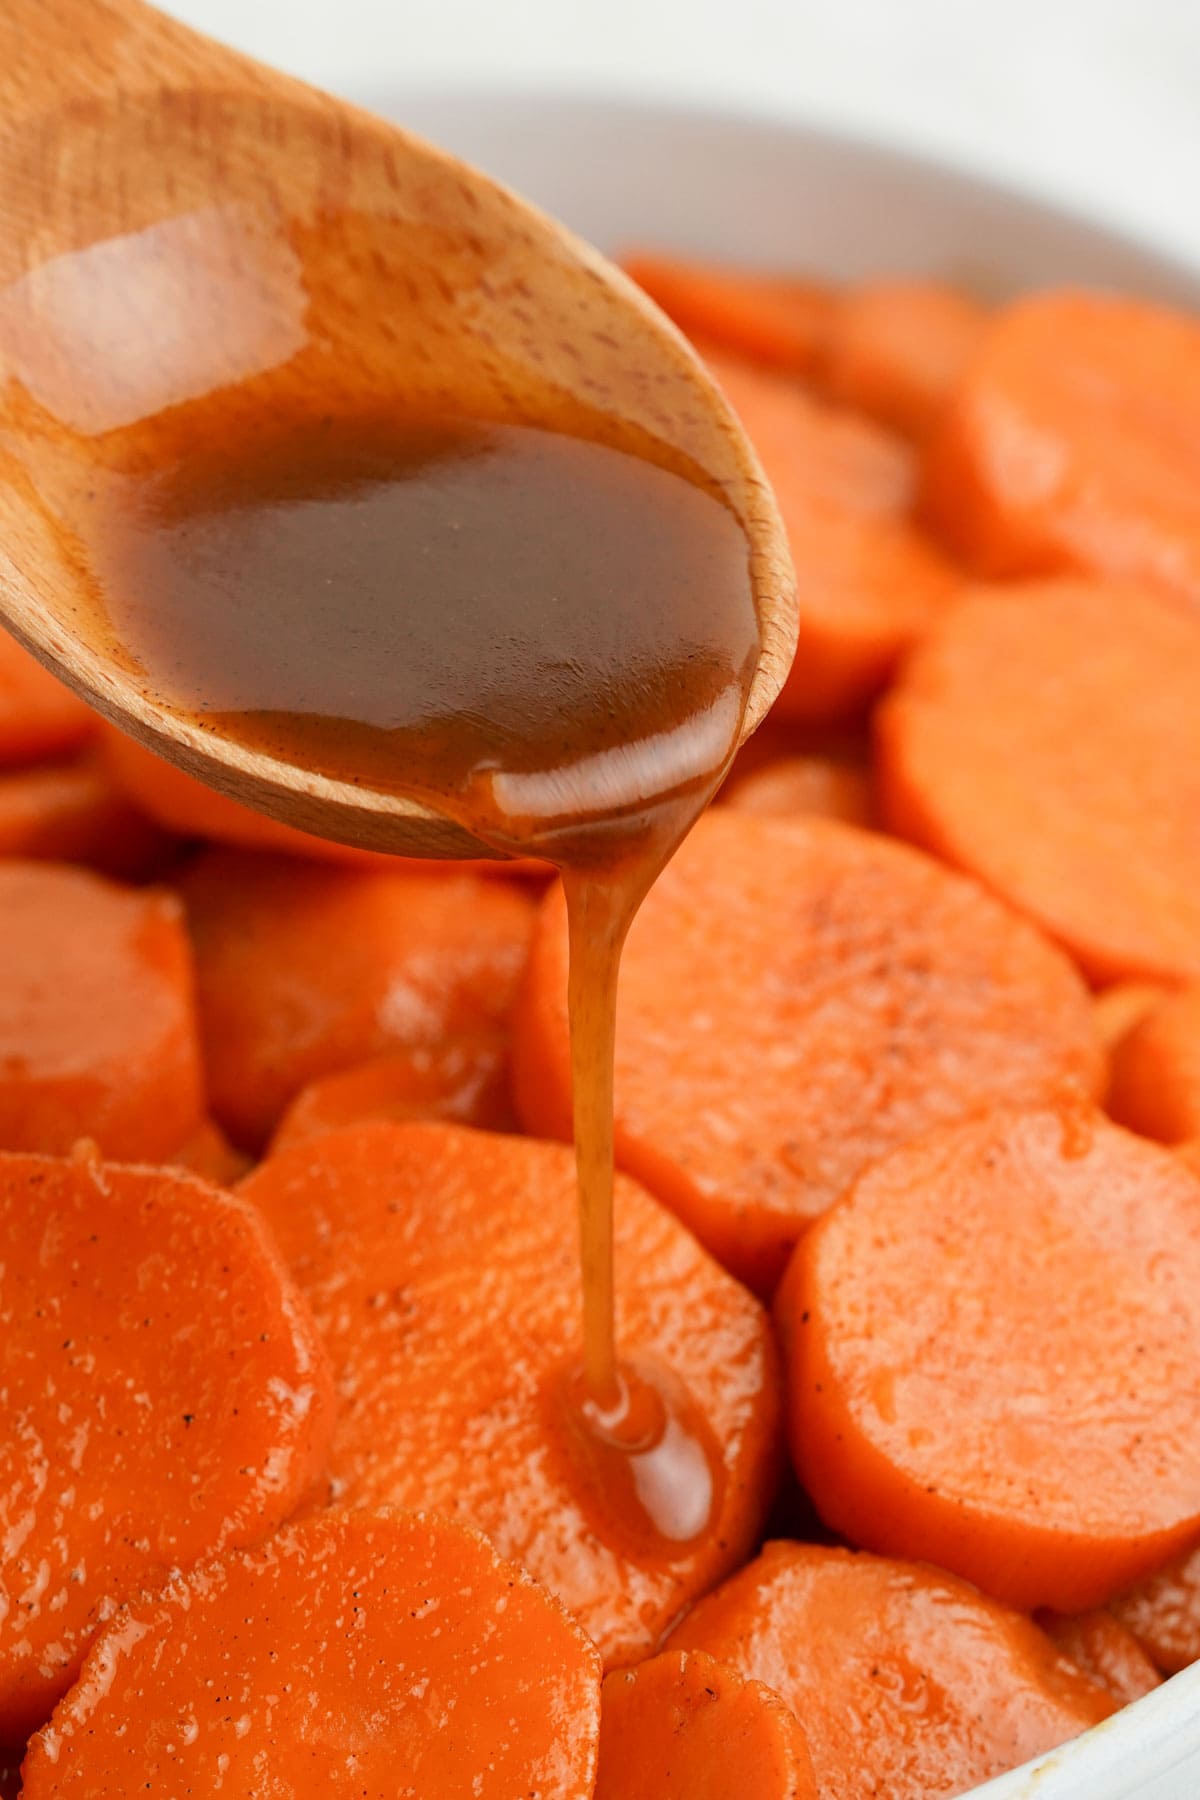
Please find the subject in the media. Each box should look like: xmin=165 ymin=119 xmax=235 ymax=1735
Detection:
xmin=164 ymin=0 xmax=1200 ymax=267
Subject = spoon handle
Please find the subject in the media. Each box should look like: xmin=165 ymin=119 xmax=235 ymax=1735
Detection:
xmin=0 ymin=0 xmax=251 ymax=132
xmin=0 ymin=0 xmax=310 ymax=290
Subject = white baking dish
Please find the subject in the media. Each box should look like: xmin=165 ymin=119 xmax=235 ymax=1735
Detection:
xmin=364 ymin=88 xmax=1200 ymax=1800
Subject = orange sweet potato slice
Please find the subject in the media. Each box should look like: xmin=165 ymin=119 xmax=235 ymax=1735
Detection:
xmin=269 ymin=1039 xmax=514 ymax=1153
xmin=240 ymin=1121 xmax=782 ymax=1667
xmin=777 ymin=1105 xmax=1200 ymax=1611
xmin=667 ymin=1542 xmax=1113 ymax=1800
xmin=0 ymin=635 xmax=93 ymax=767
xmin=0 ymin=1152 xmax=335 ymax=1740
xmin=709 ymin=350 xmax=958 ymax=722
xmin=818 ymin=278 xmax=987 ymax=440
xmin=595 ymin=1649 xmax=818 ymax=1800
xmin=21 ymin=1511 xmax=600 ymax=1798
xmin=0 ymin=756 xmax=172 ymax=875
xmin=181 ymin=848 xmax=535 ymax=1148
xmin=515 ymin=810 xmax=1101 ymax=1294
xmin=621 ymin=251 xmax=834 ymax=373
xmin=877 ymin=577 xmax=1200 ymax=983
xmin=1107 ymin=983 xmax=1200 ymax=1144
xmin=1038 ymin=1609 xmax=1162 ymax=1704
xmin=921 ymin=289 xmax=1200 ymax=613
xmin=720 ymin=752 xmax=874 ymax=826
xmin=0 ymin=861 xmax=204 ymax=1159
xmin=1110 ymin=1546 xmax=1200 ymax=1677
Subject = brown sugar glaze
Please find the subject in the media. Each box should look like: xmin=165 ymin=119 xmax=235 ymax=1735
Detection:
xmin=31 ymin=392 xmax=759 ymax=1557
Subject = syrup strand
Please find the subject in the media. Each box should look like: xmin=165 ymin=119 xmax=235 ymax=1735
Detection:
xmin=563 ymin=868 xmax=629 ymax=1412
xmin=562 ymin=824 xmax=681 ymax=1413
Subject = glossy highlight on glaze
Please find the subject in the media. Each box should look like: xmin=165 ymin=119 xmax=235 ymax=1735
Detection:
xmin=552 ymin=1357 xmax=726 ymax=1563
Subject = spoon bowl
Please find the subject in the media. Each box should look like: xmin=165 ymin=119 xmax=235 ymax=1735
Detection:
xmin=0 ymin=0 xmax=795 ymax=859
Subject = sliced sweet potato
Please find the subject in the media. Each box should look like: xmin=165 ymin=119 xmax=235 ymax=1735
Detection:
xmin=710 ymin=351 xmax=958 ymax=722
xmin=0 ymin=1152 xmax=335 ymax=1740
xmin=921 ymin=289 xmax=1200 ymax=613
xmin=720 ymin=752 xmax=874 ymax=826
xmin=1039 ymin=1609 xmax=1162 ymax=1704
xmin=666 ymin=1542 xmax=1113 ymax=1800
xmin=515 ymin=811 xmax=1101 ymax=1293
xmin=0 ymin=756 xmax=172 ymax=875
xmin=181 ymin=848 xmax=535 ymax=1148
xmin=240 ymin=1121 xmax=782 ymax=1668
xmin=0 ymin=861 xmax=203 ymax=1159
xmin=621 ymin=251 xmax=834 ymax=372
xmin=269 ymin=1039 xmax=514 ymax=1153
xmin=21 ymin=1511 xmax=600 ymax=1798
xmin=1110 ymin=1547 xmax=1200 ymax=1676
xmin=877 ymin=577 xmax=1200 ymax=983
xmin=1107 ymin=983 xmax=1200 ymax=1144
xmin=595 ymin=1649 xmax=817 ymax=1800
xmin=778 ymin=1106 xmax=1200 ymax=1610
xmin=818 ymin=278 xmax=987 ymax=439
xmin=98 ymin=723 xmax=545 ymax=875
xmin=0 ymin=635 xmax=93 ymax=767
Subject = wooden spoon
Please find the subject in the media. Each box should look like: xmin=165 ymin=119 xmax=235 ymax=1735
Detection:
xmin=0 ymin=0 xmax=796 ymax=860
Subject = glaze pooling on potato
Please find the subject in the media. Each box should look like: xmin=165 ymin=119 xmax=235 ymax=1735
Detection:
xmin=239 ymin=1122 xmax=782 ymax=1668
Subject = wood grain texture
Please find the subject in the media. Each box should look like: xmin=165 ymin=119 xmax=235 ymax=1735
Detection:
xmin=0 ymin=0 xmax=796 ymax=859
